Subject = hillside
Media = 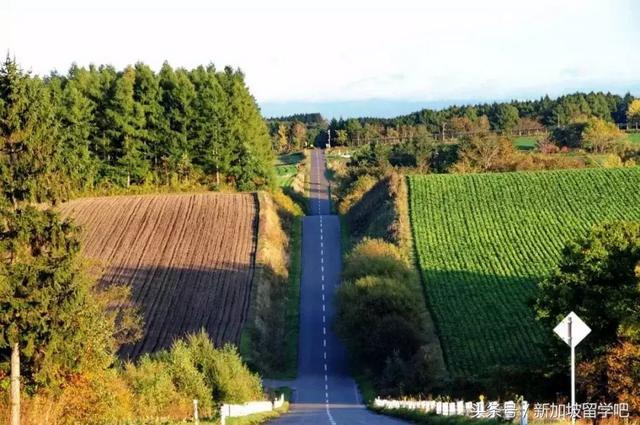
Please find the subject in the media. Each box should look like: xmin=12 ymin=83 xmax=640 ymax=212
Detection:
xmin=59 ymin=192 xmax=258 ymax=358
xmin=407 ymin=167 xmax=640 ymax=376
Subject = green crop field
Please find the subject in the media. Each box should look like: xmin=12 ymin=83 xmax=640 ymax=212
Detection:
xmin=407 ymin=167 xmax=640 ymax=376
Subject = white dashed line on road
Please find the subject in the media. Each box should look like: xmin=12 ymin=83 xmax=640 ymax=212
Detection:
xmin=315 ymin=152 xmax=338 ymax=425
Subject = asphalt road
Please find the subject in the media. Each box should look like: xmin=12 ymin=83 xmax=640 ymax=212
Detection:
xmin=267 ymin=149 xmax=407 ymax=425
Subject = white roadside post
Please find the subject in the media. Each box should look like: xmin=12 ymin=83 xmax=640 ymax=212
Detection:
xmin=553 ymin=312 xmax=591 ymax=425
xmin=193 ymin=399 xmax=199 ymax=425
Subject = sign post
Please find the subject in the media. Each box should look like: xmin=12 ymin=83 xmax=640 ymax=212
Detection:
xmin=553 ymin=312 xmax=591 ymax=425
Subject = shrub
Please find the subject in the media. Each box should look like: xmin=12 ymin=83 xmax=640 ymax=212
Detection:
xmin=164 ymin=339 xmax=214 ymax=416
xmin=183 ymin=332 xmax=263 ymax=403
xmin=582 ymin=118 xmax=625 ymax=153
xmin=53 ymin=370 xmax=134 ymax=425
xmin=342 ymin=239 xmax=411 ymax=282
xmin=336 ymin=275 xmax=425 ymax=370
xmin=337 ymin=174 xmax=378 ymax=215
xmin=123 ymin=355 xmax=191 ymax=420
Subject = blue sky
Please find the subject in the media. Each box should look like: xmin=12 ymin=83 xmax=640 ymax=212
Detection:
xmin=1 ymin=0 xmax=639 ymax=118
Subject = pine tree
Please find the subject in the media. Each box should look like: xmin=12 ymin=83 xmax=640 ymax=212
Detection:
xmin=104 ymin=66 xmax=148 ymax=186
xmin=0 ymin=55 xmax=61 ymax=204
xmin=219 ymin=67 xmax=274 ymax=190
xmin=189 ymin=65 xmax=226 ymax=185
xmin=91 ymin=65 xmax=118 ymax=164
xmin=133 ymin=62 xmax=164 ymax=169
xmin=0 ymin=207 xmax=118 ymax=424
xmin=158 ymin=63 xmax=195 ymax=182
xmin=53 ymin=73 xmax=97 ymax=192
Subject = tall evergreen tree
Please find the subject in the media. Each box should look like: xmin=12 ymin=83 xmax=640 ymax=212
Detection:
xmin=219 ymin=67 xmax=274 ymax=190
xmin=158 ymin=63 xmax=196 ymax=180
xmin=133 ymin=62 xmax=164 ymax=169
xmin=104 ymin=66 xmax=148 ymax=186
xmin=0 ymin=56 xmax=62 ymax=204
xmin=189 ymin=65 xmax=226 ymax=185
xmin=53 ymin=73 xmax=98 ymax=192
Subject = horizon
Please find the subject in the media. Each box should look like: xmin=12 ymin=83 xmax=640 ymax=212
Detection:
xmin=2 ymin=0 xmax=639 ymax=118
xmin=259 ymin=88 xmax=640 ymax=120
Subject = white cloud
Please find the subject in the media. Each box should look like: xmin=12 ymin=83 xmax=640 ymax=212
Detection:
xmin=1 ymin=0 xmax=639 ymax=103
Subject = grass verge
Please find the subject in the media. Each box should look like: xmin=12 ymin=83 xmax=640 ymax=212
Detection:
xmin=281 ymin=216 xmax=302 ymax=379
xmin=240 ymin=191 xmax=303 ymax=379
xmin=369 ymin=408 xmax=500 ymax=425
xmin=225 ymin=404 xmax=289 ymax=425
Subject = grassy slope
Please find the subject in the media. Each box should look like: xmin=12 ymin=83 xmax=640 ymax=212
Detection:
xmin=627 ymin=132 xmax=640 ymax=144
xmin=240 ymin=189 xmax=303 ymax=379
xmin=281 ymin=216 xmax=302 ymax=379
xmin=515 ymin=133 xmax=640 ymax=149
xmin=241 ymin=151 xmax=306 ymax=378
xmin=342 ymin=174 xmax=449 ymax=397
xmin=407 ymin=167 xmax=640 ymax=376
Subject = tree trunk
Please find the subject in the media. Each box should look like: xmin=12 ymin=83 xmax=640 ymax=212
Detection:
xmin=11 ymin=342 xmax=20 ymax=425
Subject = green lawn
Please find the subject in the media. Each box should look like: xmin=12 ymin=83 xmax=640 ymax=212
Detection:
xmin=276 ymin=152 xmax=305 ymax=188
xmin=626 ymin=132 xmax=640 ymax=144
xmin=513 ymin=136 xmax=537 ymax=150
xmin=407 ymin=167 xmax=640 ymax=376
xmin=276 ymin=152 xmax=305 ymax=166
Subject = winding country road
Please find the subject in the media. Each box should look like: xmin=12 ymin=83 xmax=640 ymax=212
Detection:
xmin=267 ymin=149 xmax=407 ymax=425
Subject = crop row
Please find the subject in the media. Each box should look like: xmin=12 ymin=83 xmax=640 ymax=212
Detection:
xmin=408 ymin=167 xmax=640 ymax=376
xmin=59 ymin=192 xmax=258 ymax=358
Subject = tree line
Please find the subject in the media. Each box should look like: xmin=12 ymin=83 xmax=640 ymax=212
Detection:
xmin=326 ymin=92 xmax=638 ymax=147
xmin=266 ymin=113 xmax=328 ymax=152
xmin=1 ymin=56 xmax=275 ymax=205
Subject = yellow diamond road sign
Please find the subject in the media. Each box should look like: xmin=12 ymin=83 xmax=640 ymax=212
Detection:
xmin=553 ymin=311 xmax=591 ymax=348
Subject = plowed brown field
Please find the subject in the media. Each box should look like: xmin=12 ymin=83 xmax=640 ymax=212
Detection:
xmin=59 ymin=192 xmax=258 ymax=358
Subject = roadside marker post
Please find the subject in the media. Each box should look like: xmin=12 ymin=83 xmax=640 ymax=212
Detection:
xmin=193 ymin=399 xmax=199 ymax=425
xmin=553 ymin=312 xmax=591 ymax=425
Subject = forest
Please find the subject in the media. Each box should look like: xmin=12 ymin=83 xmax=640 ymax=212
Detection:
xmin=264 ymin=92 xmax=638 ymax=151
xmin=326 ymin=92 xmax=637 ymax=146
xmin=0 ymin=56 xmax=274 ymax=205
